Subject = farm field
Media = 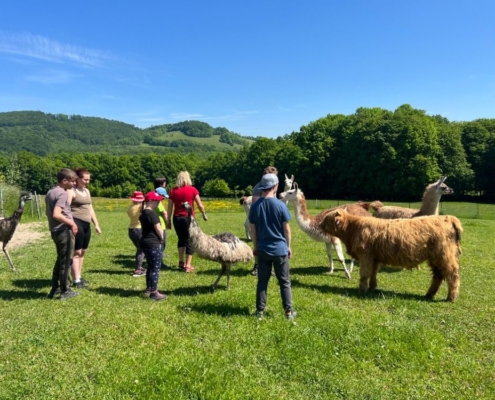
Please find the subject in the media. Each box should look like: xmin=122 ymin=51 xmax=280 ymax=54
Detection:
xmin=0 ymin=200 xmax=494 ymax=399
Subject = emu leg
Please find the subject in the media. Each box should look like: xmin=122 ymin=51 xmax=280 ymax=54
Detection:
xmin=332 ymin=240 xmax=351 ymax=280
xmin=226 ymin=263 xmax=232 ymax=290
xmin=3 ymin=246 xmax=16 ymax=272
xmin=211 ymin=262 xmax=227 ymax=292
xmin=425 ymin=266 xmax=444 ymax=300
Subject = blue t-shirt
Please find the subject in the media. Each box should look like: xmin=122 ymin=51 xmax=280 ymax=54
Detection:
xmin=249 ymin=197 xmax=291 ymax=256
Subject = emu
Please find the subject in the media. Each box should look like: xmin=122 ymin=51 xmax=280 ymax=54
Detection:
xmin=279 ymin=183 xmax=372 ymax=279
xmin=0 ymin=191 xmax=32 ymax=271
xmin=183 ymin=201 xmax=253 ymax=291
xmin=370 ymin=176 xmax=454 ymax=219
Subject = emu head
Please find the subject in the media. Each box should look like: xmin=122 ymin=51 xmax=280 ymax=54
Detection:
xmin=19 ymin=191 xmax=33 ymax=208
xmin=181 ymin=201 xmax=198 ymax=227
xmin=284 ymin=174 xmax=294 ymax=190
xmin=279 ymin=182 xmax=301 ymax=203
xmin=433 ymin=176 xmax=454 ymax=196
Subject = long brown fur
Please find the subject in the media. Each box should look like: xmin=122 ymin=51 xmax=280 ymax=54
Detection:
xmin=319 ymin=209 xmax=462 ymax=302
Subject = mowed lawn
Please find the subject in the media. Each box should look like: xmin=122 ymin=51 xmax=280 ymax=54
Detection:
xmin=0 ymin=200 xmax=494 ymax=399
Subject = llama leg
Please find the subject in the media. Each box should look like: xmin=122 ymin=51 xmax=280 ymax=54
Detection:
xmin=444 ymin=260 xmax=460 ymax=302
xmin=211 ymin=262 xmax=227 ymax=292
xmin=3 ymin=246 xmax=16 ymax=271
xmin=333 ymin=239 xmax=351 ymax=279
xmin=245 ymin=218 xmax=251 ymax=240
xmin=425 ymin=265 xmax=444 ymax=300
xmin=325 ymin=242 xmax=335 ymax=274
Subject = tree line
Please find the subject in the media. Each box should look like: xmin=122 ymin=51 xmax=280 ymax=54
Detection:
xmin=0 ymin=105 xmax=494 ymax=200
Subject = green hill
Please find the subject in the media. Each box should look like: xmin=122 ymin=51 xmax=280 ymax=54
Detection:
xmin=0 ymin=111 xmax=255 ymax=156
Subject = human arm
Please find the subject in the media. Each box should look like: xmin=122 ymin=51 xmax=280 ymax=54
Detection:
xmin=194 ymin=194 xmax=208 ymax=221
xmin=67 ymin=188 xmax=75 ymax=205
xmin=166 ymin=199 xmax=173 ymax=229
xmin=250 ymin=223 xmax=258 ymax=255
xmin=90 ymin=205 xmax=101 ymax=234
xmin=154 ymin=222 xmax=164 ymax=243
xmin=283 ymin=222 xmax=292 ymax=258
xmin=53 ymin=206 xmax=78 ymax=235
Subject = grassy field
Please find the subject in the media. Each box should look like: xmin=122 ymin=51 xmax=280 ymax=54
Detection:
xmin=1 ymin=200 xmax=494 ymax=399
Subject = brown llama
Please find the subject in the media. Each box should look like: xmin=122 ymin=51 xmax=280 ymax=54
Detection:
xmin=319 ymin=209 xmax=463 ymax=302
xmin=370 ymin=176 xmax=454 ymax=219
xmin=279 ymin=182 xmax=373 ymax=279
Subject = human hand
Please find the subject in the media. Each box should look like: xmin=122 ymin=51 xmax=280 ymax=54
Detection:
xmin=202 ymin=213 xmax=208 ymax=221
xmin=95 ymin=225 xmax=102 ymax=234
xmin=71 ymin=223 xmax=78 ymax=236
xmin=287 ymin=248 xmax=292 ymax=259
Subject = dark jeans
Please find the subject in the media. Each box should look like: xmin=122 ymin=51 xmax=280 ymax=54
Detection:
xmin=50 ymin=229 xmax=75 ymax=292
xmin=173 ymin=216 xmax=194 ymax=255
xmin=256 ymin=251 xmax=293 ymax=312
xmin=128 ymin=228 xmax=145 ymax=269
xmin=143 ymin=246 xmax=162 ymax=292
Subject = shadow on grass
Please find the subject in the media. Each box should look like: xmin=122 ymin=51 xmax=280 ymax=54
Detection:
xmin=94 ymin=286 xmax=141 ymax=298
xmin=86 ymin=269 xmax=133 ymax=276
xmin=184 ymin=303 xmax=251 ymax=317
xmin=196 ymin=268 xmax=248 ymax=277
xmin=0 ymin=289 xmax=50 ymax=300
xmin=291 ymin=278 xmax=428 ymax=301
xmin=112 ymin=254 xmax=136 ymax=269
xmin=290 ymin=265 xmax=338 ymax=276
xmin=11 ymin=278 xmax=52 ymax=290
xmin=169 ymin=285 xmax=215 ymax=296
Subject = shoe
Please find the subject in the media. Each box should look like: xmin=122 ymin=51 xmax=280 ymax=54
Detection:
xmin=161 ymin=263 xmax=171 ymax=270
xmin=178 ymin=261 xmax=185 ymax=271
xmin=250 ymin=264 xmax=258 ymax=276
xmin=47 ymin=287 xmax=61 ymax=299
xmin=255 ymin=310 xmax=264 ymax=321
xmin=60 ymin=290 xmax=79 ymax=300
xmin=149 ymin=291 xmax=167 ymax=301
xmin=73 ymin=280 xmax=89 ymax=289
xmin=184 ymin=265 xmax=194 ymax=273
xmin=143 ymin=289 xmax=151 ymax=298
xmin=285 ymin=309 xmax=297 ymax=320
xmin=132 ymin=268 xmax=146 ymax=277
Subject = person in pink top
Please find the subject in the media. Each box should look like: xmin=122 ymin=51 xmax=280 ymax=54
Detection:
xmin=166 ymin=171 xmax=207 ymax=272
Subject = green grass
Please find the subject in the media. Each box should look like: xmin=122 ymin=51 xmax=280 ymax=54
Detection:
xmin=1 ymin=202 xmax=495 ymax=399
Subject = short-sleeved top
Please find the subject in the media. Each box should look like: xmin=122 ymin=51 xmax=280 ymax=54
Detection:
xmin=249 ymin=196 xmax=291 ymax=256
xmin=70 ymin=188 xmax=92 ymax=223
xmin=139 ymin=209 xmax=161 ymax=248
xmin=45 ymin=186 xmax=74 ymax=232
xmin=127 ymin=203 xmax=142 ymax=229
xmin=251 ymin=181 xmax=262 ymax=198
xmin=155 ymin=200 xmax=166 ymax=229
xmin=169 ymin=185 xmax=200 ymax=217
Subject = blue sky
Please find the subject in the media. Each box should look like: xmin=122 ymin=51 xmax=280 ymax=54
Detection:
xmin=1 ymin=1 xmax=494 ymax=138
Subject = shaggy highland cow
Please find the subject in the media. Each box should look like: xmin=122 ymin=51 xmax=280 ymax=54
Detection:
xmin=319 ymin=209 xmax=463 ymax=302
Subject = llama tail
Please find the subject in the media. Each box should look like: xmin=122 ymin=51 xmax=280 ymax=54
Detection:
xmin=369 ymin=200 xmax=384 ymax=212
xmin=450 ymin=216 xmax=463 ymax=255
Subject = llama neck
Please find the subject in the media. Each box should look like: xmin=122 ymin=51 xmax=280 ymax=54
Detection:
xmin=419 ymin=189 xmax=441 ymax=215
xmin=291 ymin=195 xmax=314 ymax=230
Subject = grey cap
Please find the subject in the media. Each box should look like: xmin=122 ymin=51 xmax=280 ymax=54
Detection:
xmin=258 ymin=173 xmax=279 ymax=190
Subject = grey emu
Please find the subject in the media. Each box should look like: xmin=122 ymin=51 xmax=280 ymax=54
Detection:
xmin=0 ymin=191 xmax=32 ymax=271
xmin=183 ymin=201 xmax=253 ymax=291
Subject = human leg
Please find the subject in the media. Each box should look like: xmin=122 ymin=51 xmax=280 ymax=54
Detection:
xmin=128 ymin=228 xmax=145 ymax=270
xmin=143 ymin=246 xmax=165 ymax=300
xmin=256 ymin=251 xmax=273 ymax=312
xmin=273 ymin=254 xmax=293 ymax=313
xmin=51 ymin=229 xmax=75 ymax=295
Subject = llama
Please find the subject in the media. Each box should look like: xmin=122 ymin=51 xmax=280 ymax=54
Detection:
xmin=282 ymin=174 xmax=294 ymax=205
xmin=370 ymin=176 xmax=454 ymax=219
xmin=279 ymin=183 xmax=372 ymax=279
xmin=0 ymin=191 xmax=32 ymax=271
xmin=183 ymin=202 xmax=253 ymax=291
xmin=239 ymin=195 xmax=253 ymax=240
xmin=319 ymin=209 xmax=462 ymax=301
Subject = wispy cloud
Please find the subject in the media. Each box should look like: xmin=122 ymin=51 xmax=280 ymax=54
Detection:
xmin=170 ymin=112 xmax=204 ymax=119
xmin=25 ymin=69 xmax=79 ymax=85
xmin=0 ymin=31 xmax=113 ymax=68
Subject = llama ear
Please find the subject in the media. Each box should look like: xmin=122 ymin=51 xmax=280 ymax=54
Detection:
xmin=291 ymin=174 xmax=294 ymax=181
xmin=294 ymin=182 xmax=298 ymax=192
xmin=285 ymin=174 xmax=288 ymax=180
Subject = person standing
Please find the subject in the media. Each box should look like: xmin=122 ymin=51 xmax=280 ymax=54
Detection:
xmin=140 ymin=191 xmax=167 ymax=301
xmin=249 ymin=173 xmax=295 ymax=320
xmin=166 ymin=171 xmax=207 ymax=272
xmin=154 ymin=177 xmax=170 ymax=269
xmin=46 ymin=168 xmax=79 ymax=300
xmin=127 ymin=191 xmax=146 ymax=276
xmin=250 ymin=166 xmax=278 ymax=276
xmin=67 ymin=168 xmax=101 ymax=288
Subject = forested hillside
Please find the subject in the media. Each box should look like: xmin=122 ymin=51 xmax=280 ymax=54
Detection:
xmin=1 ymin=105 xmax=494 ymax=200
xmin=0 ymin=111 xmax=253 ymax=156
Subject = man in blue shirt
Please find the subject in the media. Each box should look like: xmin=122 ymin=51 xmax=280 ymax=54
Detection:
xmin=249 ymin=173 xmax=295 ymax=320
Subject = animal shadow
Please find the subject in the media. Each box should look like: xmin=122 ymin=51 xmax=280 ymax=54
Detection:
xmin=86 ymin=268 xmax=133 ymax=276
xmin=112 ymin=254 xmax=136 ymax=269
xmin=169 ymin=285 xmax=216 ymax=296
xmin=290 ymin=265 xmax=335 ymax=276
xmin=196 ymin=268 xmax=247 ymax=277
xmin=183 ymin=303 xmax=250 ymax=317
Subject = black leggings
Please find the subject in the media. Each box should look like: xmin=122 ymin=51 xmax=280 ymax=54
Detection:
xmin=173 ymin=216 xmax=194 ymax=255
xmin=74 ymin=218 xmax=91 ymax=251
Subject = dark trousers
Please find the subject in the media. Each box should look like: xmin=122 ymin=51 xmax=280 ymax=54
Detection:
xmin=50 ymin=229 xmax=75 ymax=292
xmin=256 ymin=251 xmax=293 ymax=312
xmin=128 ymin=228 xmax=145 ymax=269
xmin=143 ymin=246 xmax=162 ymax=292
xmin=173 ymin=216 xmax=194 ymax=255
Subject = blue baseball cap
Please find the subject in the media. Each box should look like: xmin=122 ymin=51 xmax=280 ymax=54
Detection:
xmin=258 ymin=173 xmax=279 ymax=190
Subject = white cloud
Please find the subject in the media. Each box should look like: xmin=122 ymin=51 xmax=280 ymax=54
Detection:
xmin=0 ymin=31 xmax=113 ymax=68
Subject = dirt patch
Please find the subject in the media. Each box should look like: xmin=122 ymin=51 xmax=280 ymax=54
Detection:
xmin=0 ymin=221 xmax=49 ymax=250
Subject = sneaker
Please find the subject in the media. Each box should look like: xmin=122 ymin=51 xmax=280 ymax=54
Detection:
xmin=60 ymin=290 xmax=79 ymax=300
xmin=132 ymin=268 xmax=146 ymax=277
xmin=47 ymin=287 xmax=61 ymax=299
xmin=255 ymin=310 xmax=264 ymax=321
xmin=149 ymin=291 xmax=167 ymax=301
xmin=73 ymin=280 xmax=89 ymax=289
xmin=285 ymin=309 xmax=297 ymax=320
xmin=178 ymin=261 xmax=185 ymax=271
xmin=250 ymin=264 xmax=258 ymax=276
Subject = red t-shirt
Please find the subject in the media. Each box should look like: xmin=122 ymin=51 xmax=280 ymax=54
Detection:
xmin=169 ymin=185 xmax=200 ymax=217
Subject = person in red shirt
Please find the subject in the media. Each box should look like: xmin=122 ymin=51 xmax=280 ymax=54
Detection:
xmin=166 ymin=171 xmax=207 ymax=272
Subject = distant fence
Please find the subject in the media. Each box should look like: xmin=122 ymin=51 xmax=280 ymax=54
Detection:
xmin=0 ymin=187 xmax=43 ymax=220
